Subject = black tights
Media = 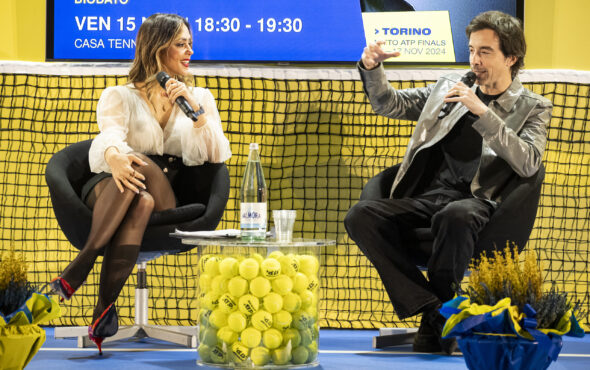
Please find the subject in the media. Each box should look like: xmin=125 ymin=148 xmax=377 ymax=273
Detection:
xmin=60 ymin=153 xmax=175 ymax=322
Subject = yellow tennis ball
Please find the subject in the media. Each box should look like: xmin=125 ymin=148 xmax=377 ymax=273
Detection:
xmin=263 ymin=292 xmax=283 ymax=314
xmin=239 ymin=258 xmax=260 ymax=280
xmin=218 ymin=293 xmax=238 ymax=314
xmin=209 ymin=309 xmax=228 ymax=329
xmin=251 ymin=309 xmax=273 ymax=331
xmin=272 ymin=310 xmax=292 ymax=330
xmin=241 ymin=327 xmax=262 ymax=348
xmin=262 ymin=328 xmax=283 ymax=349
xmin=199 ymin=254 xmax=214 ymax=272
xmin=305 ymin=306 xmax=318 ymax=323
xmin=306 ymin=276 xmax=319 ymax=292
xmin=271 ymin=346 xmax=292 ymax=365
xmin=271 ymin=275 xmax=293 ymax=295
xmin=261 ymin=258 xmax=281 ymax=279
xmin=250 ymin=253 xmax=265 ymax=265
xmin=292 ymin=273 xmax=309 ymax=293
xmin=312 ymin=323 xmax=319 ymax=340
xmin=282 ymin=292 xmax=302 ymax=312
xmin=210 ymin=275 xmax=229 ymax=295
xmin=299 ymin=328 xmax=313 ymax=346
xmin=298 ymin=254 xmax=319 ymax=276
xmin=227 ymin=276 xmax=249 ymax=297
xmin=307 ymin=340 xmax=318 ymax=362
xmin=217 ymin=326 xmax=238 ymax=344
xmin=204 ymin=256 xmax=221 ymax=276
xmin=197 ymin=344 xmax=212 ymax=362
xmin=199 ymin=273 xmax=213 ymax=292
xmin=210 ymin=344 xmax=226 ymax=364
xmin=278 ymin=254 xmax=300 ymax=277
xmin=230 ymin=341 xmax=249 ymax=363
xmin=268 ymin=250 xmax=284 ymax=259
xmin=282 ymin=328 xmax=301 ymax=347
xmin=292 ymin=346 xmax=309 ymax=364
xmin=219 ymin=257 xmax=239 ymax=278
xmin=250 ymin=276 xmax=271 ymax=297
xmin=251 ymin=346 xmax=271 ymax=366
xmin=200 ymin=327 xmax=218 ymax=346
xmin=238 ymin=294 xmax=259 ymax=316
xmin=293 ymin=311 xmax=312 ymax=330
xmin=199 ymin=309 xmax=211 ymax=326
xmin=201 ymin=292 xmax=220 ymax=311
xmin=299 ymin=290 xmax=314 ymax=309
xmin=227 ymin=311 xmax=247 ymax=333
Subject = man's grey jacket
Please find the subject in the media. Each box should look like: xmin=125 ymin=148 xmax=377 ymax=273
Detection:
xmin=358 ymin=64 xmax=553 ymax=203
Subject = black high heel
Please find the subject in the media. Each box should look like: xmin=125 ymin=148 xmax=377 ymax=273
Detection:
xmin=44 ymin=277 xmax=76 ymax=302
xmin=88 ymin=303 xmax=118 ymax=355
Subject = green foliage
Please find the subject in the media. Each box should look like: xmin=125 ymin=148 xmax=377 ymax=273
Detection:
xmin=0 ymin=250 xmax=37 ymax=316
xmin=463 ymin=244 xmax=580 ymax=330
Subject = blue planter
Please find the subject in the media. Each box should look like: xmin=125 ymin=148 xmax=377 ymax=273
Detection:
xmin=458 ymin=334 xmax=563 ymax=370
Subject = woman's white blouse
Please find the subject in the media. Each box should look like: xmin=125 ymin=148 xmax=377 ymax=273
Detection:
xmin=88 ymin=84 xmax=232 ymax=173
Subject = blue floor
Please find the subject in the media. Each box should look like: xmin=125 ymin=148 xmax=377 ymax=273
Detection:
xmin=26 ymin=327 xmax=590 ymax=369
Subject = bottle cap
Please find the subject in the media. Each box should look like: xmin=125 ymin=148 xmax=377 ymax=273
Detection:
xmin=249 ymin=143 xmax=259 ymax=150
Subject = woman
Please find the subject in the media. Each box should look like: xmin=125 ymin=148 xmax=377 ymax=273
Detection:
xmin=48 ymin=13 xmax=231 ymax=353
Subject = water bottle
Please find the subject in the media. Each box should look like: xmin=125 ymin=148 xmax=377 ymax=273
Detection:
xmin=240 ymin=143 xmax=268 ymax=241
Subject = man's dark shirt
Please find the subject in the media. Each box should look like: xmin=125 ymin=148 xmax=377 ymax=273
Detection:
xmin=422 ymin=88 xmax=502 ymax=197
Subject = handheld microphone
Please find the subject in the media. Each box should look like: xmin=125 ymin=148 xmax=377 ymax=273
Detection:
xmin=156 ymin=71 xmax=204 ymax=122
xmin=438 ymin=71 xmax=477 ymax=119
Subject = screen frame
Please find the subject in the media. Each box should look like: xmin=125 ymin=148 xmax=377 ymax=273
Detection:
xmin=45 ymin=0 xmax=525 ymax=64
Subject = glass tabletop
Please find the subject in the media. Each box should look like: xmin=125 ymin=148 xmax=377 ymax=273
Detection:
xmin=178 ymin=237 xmax=335 ymax=248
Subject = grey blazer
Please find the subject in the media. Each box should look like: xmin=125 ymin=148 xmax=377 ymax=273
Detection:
xmin=358 ymin=63 xmax=553 ymax=203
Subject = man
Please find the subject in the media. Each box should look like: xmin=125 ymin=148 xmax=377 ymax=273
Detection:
xmin=345 ymin=11 xmax=552 ymax=354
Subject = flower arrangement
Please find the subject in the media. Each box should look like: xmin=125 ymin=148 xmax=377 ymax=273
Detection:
xmin=0 ymin=249 xmax=61 ymax=369
xmin=440 ymin=245 xmax=586 ymax=370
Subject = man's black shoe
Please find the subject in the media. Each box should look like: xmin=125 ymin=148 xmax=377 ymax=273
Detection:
xmin=419 ymin=308 xmax=459 ymax=355
xmin=412 ymin=315 xmax=442 ymax=352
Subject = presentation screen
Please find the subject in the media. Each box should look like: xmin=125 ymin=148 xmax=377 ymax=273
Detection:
xmin=46 ymin=0 xmax=523 ymax=63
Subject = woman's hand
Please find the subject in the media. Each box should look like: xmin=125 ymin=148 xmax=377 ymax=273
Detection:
xmin=104 ymin=147 xmax=148 ymax=193
xmin=164 ymin=78 xmax=206 ymax=128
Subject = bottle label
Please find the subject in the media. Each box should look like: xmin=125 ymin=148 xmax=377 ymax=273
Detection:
xmin=240 ymin=203 xmax=267 ymax=229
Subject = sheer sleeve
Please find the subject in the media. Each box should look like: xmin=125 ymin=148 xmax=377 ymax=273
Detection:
xmin=88 ymin=87 xmax=133 ymax=173
xmin=180 ymin=88 xmax=232 ymax=165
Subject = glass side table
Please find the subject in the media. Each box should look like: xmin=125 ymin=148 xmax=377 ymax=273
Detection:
xmin=180 ymin=237 xmax=335 ymax=368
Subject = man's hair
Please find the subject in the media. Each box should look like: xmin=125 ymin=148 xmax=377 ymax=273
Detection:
xmin=466 ymin=11 xmax=526 ymax=79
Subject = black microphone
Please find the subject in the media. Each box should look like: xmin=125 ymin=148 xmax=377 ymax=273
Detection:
xmin=438 ymin=71 xmax=477 ymax=119
xmin=156 ymin=71 xmax=204 ymax=122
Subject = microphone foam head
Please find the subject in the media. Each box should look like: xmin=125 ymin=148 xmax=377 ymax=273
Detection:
xmin=156 ymin=71 xmax=170 ymax=88
xmin=463 ymin=71 xmax=477 ymax=87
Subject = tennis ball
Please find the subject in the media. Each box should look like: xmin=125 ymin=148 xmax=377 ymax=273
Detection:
xmin=239 ymin=258 xmax=259 ymax=280
xmin=263 ymin=292 xmax=283 ymax=313
xmin=197 ymin=344 xmax=212 ymax=362
xmin=271 ymin=346 xmax=292 ymax=365
xmin=299 ymin=255 xmax=319 ymax=276
xmin=199 ymin=273 xmax=212 ymax=292
xmin=251 ymin=309 xmax=273 ymax=331
xmin=210 ymin=275 xmax=229 ymax=295
xmin=250 ymin=253 xmax=265 ymax=265
xmin=209 ymin=309 xmax=228 ymax=329
xmin=268 ymin=250 xmax=284 ymax=259
xmin=200 ymin=327 xmax=218 ymax=346
xmin=230 ymin=341 xmax=249 ymax=363
xmin=307 ymin=340 xmax=318 ymax=362
xmin=218 ymin=293 xmax=238 ymax=314
xmin=250 ymin=346 xmax=271 ymax=366
xmin=305 ymin=306 xmax=318 ymax=323
xmin=299 ymin=290 xmax=314 ymax=309
xmin=199 ymin=309 xmax=211 ymax=326
xmin=201 ymin=292 xmax=220 ymax=311
xmin=272 ymin=310 xmax=293 ymax=330
xmin=271 ymin=275 xmax=293 ymax=295
xmin=250 ymin=276 xmax=271 ymax=297
xmin=292 ymin=273 xmax=309 ymax=293
xmin=199 ymin=254 xmax=214 ymax=272
xmin=261 ymin=258 xmax=281 ymax=279
xmin=282 ymin=328 xmax=301 ymax=347
xmin=292 ymin=346 xmax=309 ymax=365
xmin=293 ymin=311 xmax=312 ymax=330
xmin=210 ymin=344 xmax=226 ymax=364
xmin=227 ymin=276 xmax=249 ymax=297
xmin=299 ymin=328 xmax=312 ymax=346
xmin=306 ymin=276 xmax=319 ymax=292
xmin=217 ymin=326 xmax=238 ymax=344
xmin=238 ymin=294 xmax=259 ymax=316
xmin=278 ymin=254 xmax=300 ymax=277
xmin=262 ymin=328 xmax=283 ymax=349
xmin=282 ymin=292 xmax=302 ymax=313
xmin=241 ymin=327 xmax=262 ymax=348
xmin=227 ymin=311 xmax=247 ymax=333
xmin=204 ymin=256 xmax=221 ymax=276
xmin=219 ymin=257 xmax=239 ymax=278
